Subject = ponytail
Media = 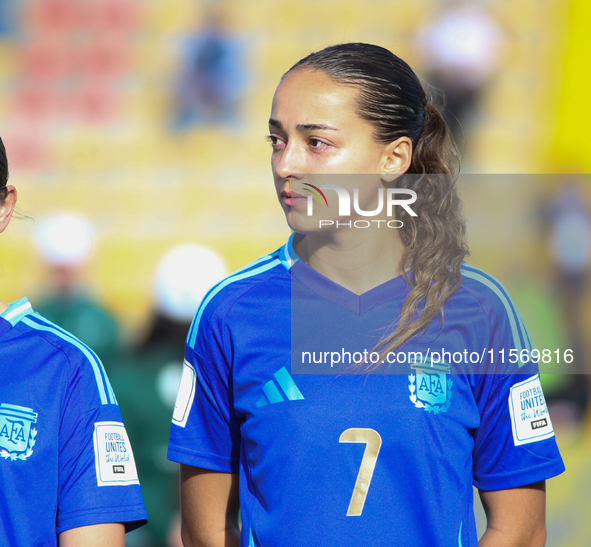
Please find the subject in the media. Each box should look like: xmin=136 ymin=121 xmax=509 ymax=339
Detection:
xmin=410 ymin=104 xmax=458 ymax=175
xmin=374 ymin=103 xmax=468 ymax=361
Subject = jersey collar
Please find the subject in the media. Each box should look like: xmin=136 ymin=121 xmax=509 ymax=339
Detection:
xmin=1 ymin=297 xmax=33 ymax=326
xmin=279 ymin=233 xmax=300 ymax=271
xmin=284 ymin=235 xmax=409 ymax=315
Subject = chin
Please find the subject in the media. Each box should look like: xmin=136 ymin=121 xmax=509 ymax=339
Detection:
xmin=284 ymin=209 xmax=333 ymax=235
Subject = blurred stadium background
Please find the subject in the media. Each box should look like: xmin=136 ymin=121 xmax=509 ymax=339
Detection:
xmin=0 ymin=0 xmax=590 ymax=545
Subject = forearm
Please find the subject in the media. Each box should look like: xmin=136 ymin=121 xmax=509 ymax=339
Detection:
xmin=479 ymin=481 xmax=547 ymax=547
xmin=180 ymin=465 xmax=240 ymax=547
xmin=181 ymin=523 xmax=240 ymax=547
xmin=59 ymin=523 xmax=125 ymax=547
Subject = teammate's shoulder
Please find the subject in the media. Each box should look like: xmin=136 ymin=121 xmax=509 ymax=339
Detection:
xmin=12 ymin=304 xmax=117 ymax=406
xmin=19 ymin=309 xmax=93 ymax=355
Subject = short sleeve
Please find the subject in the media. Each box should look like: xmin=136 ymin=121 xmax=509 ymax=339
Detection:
xmin=167 ymin=308 xmax=241 ymax=472
xmin=472 ymin=367 xmax=565 ymax=490
xmin=459 ymin=266 xmax=565 ymax=490
xmin=57 ymin=353 xmax=147 ymax=534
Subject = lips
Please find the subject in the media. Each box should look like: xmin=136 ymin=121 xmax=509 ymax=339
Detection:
xmin=281 ymin=190 xmax=307 ymax=207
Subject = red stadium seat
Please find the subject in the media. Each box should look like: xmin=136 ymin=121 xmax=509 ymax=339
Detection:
xmin=21 ymin=39 xmax=73 ymax=80
xmin=84 ymin=0 xmax=140 ymax=35
xmin=1 ymin=125 xmax=50 ymax=171
xmin=75 ymin=82 xmax=118 ymax=124
xmin=14 ymin=82 xmax=56 ymax=121
xmin=27 ymin=0 xmax=82 ymax=34
xmin=82 ymin=38 xmax=129 ymax=80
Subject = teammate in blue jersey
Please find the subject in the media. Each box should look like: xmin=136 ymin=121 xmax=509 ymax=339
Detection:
xmin=0 ymin=138 xmax=147 ymax=546
xmin=168 ymin=43 xmax=564 ymax=547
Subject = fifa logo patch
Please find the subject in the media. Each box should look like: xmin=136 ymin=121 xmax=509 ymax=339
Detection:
xmin=93 ymin=422 xmax=140 ymax=486
xmin=408 ymin=360 xmax=452 ymax=414
xmin=0 ymin=403 xmax=38 ymax=461
xmin=508 ymin=374 xmax=555 ymax=446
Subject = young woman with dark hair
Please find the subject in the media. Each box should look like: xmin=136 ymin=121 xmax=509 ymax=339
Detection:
xmin=0 ymin=137 xmax=148 ymax=546
xmin=168 ymin=43 xmax=564 ymax=547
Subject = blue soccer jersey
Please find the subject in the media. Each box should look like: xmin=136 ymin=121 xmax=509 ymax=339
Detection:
xmin=0 ymin=298 xmax=147 ymax=546
xmin=168 ymin=236 xmax=564 ymax=546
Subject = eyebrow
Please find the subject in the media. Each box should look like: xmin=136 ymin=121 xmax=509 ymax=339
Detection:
xmin=268 ymin=118 xmax=338 ymax=131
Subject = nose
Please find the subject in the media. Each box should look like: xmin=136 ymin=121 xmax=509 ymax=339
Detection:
xmin=273 ymin=141 xmax=304 ymax=180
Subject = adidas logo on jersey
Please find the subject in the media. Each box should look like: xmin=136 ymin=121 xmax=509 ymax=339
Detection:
xmin=256 ymin=367 xmax=304 ymax=407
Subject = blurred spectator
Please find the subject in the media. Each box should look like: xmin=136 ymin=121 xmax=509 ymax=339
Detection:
xmin=33 ymin=213 xmax=121 ymax=367
xmin=548 ymin=181 xmax=591 ymax=304
xmin=114 ymin=243 xmax=228 ymax=547
xmin=171 ymin=6 xmax=247 ymax=130
xmin=416 ymin=0 xmax=502 ymax=148
xmin=542 ymin=180 xmax=591 ymax=427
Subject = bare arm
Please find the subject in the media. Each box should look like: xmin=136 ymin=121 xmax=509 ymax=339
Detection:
xmin=59 ymin=523 xmax=125 ymax=547
xmin=180 ymin=464 xmax=240 ymax=547
xmin=479 ymin=481 xmax=546 ymax=547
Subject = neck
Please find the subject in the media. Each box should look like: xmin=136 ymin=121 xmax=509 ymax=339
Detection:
xmin=0 ymin=298 xmax=8 ymax=314
xmin=293 ymin=228 xmax=405 ymax=295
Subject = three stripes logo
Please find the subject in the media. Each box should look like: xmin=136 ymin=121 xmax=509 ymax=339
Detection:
xmin=256 ymin=367 xmax=305 ymax=407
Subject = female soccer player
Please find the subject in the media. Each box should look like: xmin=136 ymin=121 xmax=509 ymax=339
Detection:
xmin=168 ymin=43 xmax=564 ymax=547
xmin=0 ymin=137 xmax=147 ymax=546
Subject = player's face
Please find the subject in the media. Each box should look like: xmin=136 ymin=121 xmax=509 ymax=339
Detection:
xmin=269 ymin=69 xmax=390 ymax=233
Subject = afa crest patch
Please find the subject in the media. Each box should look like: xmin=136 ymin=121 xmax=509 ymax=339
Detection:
xmin=409 ymin=361 xmax=452 ymax=414
xmin=0 ymin=403 xmax=38 ymax=461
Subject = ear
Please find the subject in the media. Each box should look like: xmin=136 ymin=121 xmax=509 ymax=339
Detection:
xmin=0 ymin=185 xmax=17 ymax=234
xmin=380 ymin=136 xmax=412 ymax=179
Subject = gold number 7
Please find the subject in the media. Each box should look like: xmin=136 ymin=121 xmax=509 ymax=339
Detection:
xmin=339 ymin=428 xmax=382 ymax=516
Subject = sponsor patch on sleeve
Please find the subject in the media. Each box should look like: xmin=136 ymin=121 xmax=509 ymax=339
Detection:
xmin=508 ymin=374 xmax=555 ymax=446
xmin=172 ymin=359 xmax=196 ymax=428
xmin=93 ymin=422 xmax=140 ymax=486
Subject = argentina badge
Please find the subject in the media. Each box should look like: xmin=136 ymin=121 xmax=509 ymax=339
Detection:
xmin=0 ymin=403 xmax=38 ymax=461
xmin=409 ymin=360 xmax=453 ymax=414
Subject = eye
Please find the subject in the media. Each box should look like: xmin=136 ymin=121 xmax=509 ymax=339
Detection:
xmin=309 ymin=138 xmax=329 ymax=150
xmin=266 ymin=134 xmax=285 ymax=149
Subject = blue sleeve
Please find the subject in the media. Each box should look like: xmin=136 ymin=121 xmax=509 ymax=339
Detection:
xmin=471 ymin=290 xmax=565 ymax=490
xmin=57 ymin=351 xmax=148 ymax=534
xmin=472 ymin=369 xmax=565 ymax=491
xmin=168 ymin=306 xmax=241 ymax=473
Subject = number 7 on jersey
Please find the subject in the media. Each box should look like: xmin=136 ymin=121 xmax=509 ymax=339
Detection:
xmin=339 ymin=428 xmax=382 ymax=516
